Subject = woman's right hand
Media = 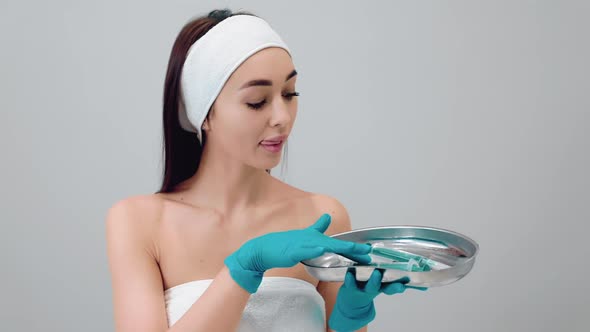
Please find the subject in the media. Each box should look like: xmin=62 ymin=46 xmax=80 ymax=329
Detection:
xmin=224 ymin=213 xmax=371 ymax=293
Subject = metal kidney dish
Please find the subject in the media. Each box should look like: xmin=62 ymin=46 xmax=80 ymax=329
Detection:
xmin=302 ymin=226 xmax=479 ymax=287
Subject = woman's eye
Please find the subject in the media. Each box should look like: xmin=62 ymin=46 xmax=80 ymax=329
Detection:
xmin=246 ymin=91 xmax=300 ymax=110
xmin=246 ymin=100 xmax=266 ymax=110
xmin=284 ymin=91 xmax=300 ymax=101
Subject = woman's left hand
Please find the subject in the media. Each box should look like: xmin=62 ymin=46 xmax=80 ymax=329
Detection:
xmin=328 ymin=268 xmax=428 ymax=331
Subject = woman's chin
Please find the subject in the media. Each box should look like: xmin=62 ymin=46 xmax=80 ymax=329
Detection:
xmin=254 ymin=159 xmax=281 ymax=171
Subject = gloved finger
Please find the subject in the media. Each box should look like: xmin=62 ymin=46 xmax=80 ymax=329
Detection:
xmin=289 ymin=246 xmax=326 ymax=262
xmin=387 ymin=277 xmax=427 ymax=290
xmin=381 ymin=282 xmax=406 ymax=295
xmin=381 ymin=276 xmax=409 ymax=292
xmin=391 ymin=276 xmax=410 ymax=284
xmin=323 ymin=238 xmax=371 ymax=256
xmin=365 ymin=269 xmax=383 ymax=293
xmin=307 ymin=214 xmax=331 ymax=233
xmin=339 ymin=252 xmax=372 ymax=265
xmin=344 ymin=269 xmax=357 ymax=288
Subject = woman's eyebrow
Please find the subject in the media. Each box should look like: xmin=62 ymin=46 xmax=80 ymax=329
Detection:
xmin=239 ymin=69 xmax=297 ymax=90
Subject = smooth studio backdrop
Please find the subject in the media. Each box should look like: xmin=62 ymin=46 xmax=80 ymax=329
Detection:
xmin=1 ymin=1 xmax=588 ymax=331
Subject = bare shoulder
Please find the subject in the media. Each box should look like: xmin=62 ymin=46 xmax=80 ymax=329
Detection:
xmin=308 ymin=193 xmax=354 ymax=236
xmin=105 ymin=194 xmax=164 ymax=227
xmin=105 ymin=194 xmax=165 ymax=255
xmin=277 ymin=184 xmax=353 ymax=236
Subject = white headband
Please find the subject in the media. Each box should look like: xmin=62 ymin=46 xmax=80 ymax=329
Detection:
xmin=179 ymin=14 xmax=292 ymax=144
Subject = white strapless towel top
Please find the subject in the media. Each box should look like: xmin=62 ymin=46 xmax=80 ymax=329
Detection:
xmin=164 ymin=277 xmax=326 ymax=331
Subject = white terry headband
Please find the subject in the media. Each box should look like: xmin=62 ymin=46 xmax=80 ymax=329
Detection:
xmin=179 ymin=14 xmax=292 ymax=144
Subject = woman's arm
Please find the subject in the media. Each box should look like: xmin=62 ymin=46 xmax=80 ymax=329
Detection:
xmin=106 ymin=197 xmax=250 ymax=332
xmin=312 ymin=195 xmax=369 ymax=332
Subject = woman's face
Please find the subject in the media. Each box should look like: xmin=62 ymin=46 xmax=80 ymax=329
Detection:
xmin=203 ymin=47 xmax=298 ymax=170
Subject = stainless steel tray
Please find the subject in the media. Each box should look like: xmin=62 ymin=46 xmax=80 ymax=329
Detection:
xmin=301 ymin=226 xmax=479 ymax=287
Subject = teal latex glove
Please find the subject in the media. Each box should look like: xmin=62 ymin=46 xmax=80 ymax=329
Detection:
xmin=328 ymin=268 xmax=428 ymax=332
xmin=224 ymin=213 xmax=372 ymax=293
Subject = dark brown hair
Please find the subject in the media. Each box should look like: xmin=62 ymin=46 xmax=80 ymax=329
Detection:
xmin=156 ymin=8 xmax=288 ymax=193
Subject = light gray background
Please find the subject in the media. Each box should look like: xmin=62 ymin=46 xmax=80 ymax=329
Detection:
xmin=1 ymin=0 xmax=588 ymax=331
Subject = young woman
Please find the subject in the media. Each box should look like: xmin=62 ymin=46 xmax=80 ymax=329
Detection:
xmin=106 ymin=8 xmax=421 ymax=332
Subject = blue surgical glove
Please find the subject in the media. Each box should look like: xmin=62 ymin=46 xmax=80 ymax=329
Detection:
xmin=328 ymin=268 xmax=428 ymax=332
xmin=224 ymin=213 xmax=372 ymax=293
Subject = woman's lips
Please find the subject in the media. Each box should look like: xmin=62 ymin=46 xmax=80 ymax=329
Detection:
xmin=259 ymin=140 xmax=284 ymax=153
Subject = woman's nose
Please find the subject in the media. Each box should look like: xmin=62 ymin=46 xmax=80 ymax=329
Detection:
xmin=269 ymin=99 xmax=293 ymax=127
